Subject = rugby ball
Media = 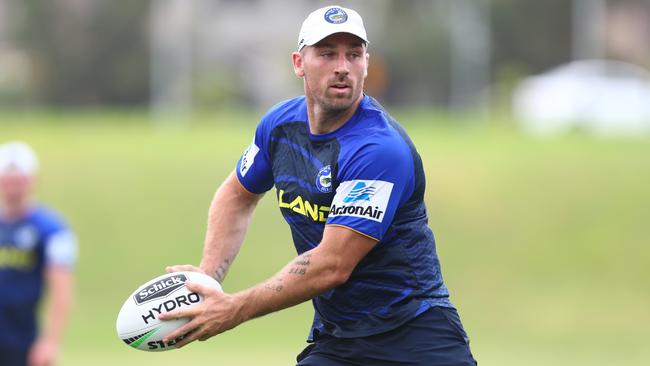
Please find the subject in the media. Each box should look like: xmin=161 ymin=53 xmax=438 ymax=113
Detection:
xmin=116 ymin=271 xmax=222 ymax=351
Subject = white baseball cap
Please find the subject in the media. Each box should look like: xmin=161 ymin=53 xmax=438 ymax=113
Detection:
xmin=0 ymin=141 xmax=39 ymax=175
xmin=297 ymin=5 xmax=369 ymax=51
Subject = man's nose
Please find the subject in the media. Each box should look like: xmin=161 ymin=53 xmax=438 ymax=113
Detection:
xmin=334 ymin=54 xmax=350 ymax=75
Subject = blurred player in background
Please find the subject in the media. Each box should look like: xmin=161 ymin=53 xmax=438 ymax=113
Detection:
xmin=163 ymin=5 xmax=476 ymax=365
xmin=0 ymin=142 xmax=77 ymax=366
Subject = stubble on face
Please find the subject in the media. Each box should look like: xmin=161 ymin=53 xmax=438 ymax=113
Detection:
xmin=0 ymin=172 xmax=33 ymax=215
xmin=301 ymin=34 xmax=368 ymax=127
xmin=305 ymin=76 xmax=356 ymax=121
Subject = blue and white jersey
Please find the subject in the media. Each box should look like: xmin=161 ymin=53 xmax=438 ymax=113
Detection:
xmin=0 ymin=205 xmax=77 ymax=350
xmin=236 ymin=95 xmax=453 ymax=339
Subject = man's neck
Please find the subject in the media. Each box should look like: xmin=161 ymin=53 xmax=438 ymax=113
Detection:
xmin=0 ymin=201 xmax=30 ymax=222
xmin=307 ymin=96 xmax=363 ymax=135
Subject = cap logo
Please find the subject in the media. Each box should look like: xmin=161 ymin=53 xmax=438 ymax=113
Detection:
xmin=324 ymin=7 xmax=348 ymax=24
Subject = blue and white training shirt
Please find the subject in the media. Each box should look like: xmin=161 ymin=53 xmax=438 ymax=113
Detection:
xmin=0 ymin=205 xmax=77 ymax=350
xmin=236 ymin=95 xmax=453 ymax=339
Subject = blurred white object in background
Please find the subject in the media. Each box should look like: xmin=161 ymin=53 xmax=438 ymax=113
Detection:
xmin=512 ymin=59 xmax=650 ymax=137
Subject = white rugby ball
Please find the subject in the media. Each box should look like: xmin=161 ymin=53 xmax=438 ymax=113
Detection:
xmin=116 ymin=271 xmax=222 ymax=351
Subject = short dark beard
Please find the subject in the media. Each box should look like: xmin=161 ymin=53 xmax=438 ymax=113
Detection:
xmin=319 ymin=99 xmax=354 ymax=121
xmin=306 ymin=91 xmax=363 ymax=134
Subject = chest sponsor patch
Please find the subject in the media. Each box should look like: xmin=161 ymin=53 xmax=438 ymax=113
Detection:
xmin=329 ymin=180 xmax=393 ymax=223
xmin=239 ymin=141 xmax=260 ymax=177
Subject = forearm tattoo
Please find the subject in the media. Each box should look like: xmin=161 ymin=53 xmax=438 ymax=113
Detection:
xmin=263 ymin=253 xmax=312 ymax=293
xmin=289 ymin=253 xmax=312 ymax=276
xmin=264 ymin=277 xmax=284 ymax=292
xmin=214 ymin=258 xmax=231 ymax=283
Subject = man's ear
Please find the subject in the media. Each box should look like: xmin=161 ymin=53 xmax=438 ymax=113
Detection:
xmin=292 ymin=51 xmax=305 ymax=77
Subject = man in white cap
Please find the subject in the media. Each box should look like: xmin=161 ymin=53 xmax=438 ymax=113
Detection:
xmin=162 ymin=5 xmax=476 ymax=365
xmin=0 ymin=141 xmax=77 ymax=366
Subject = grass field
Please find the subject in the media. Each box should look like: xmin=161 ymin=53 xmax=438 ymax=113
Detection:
xmin=3 ymin=110 xmax=649 ymax=365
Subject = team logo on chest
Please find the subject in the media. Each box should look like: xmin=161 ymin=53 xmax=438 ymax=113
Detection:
xmin=14 ymin=225 xmax=38 ymax=250
xmin=315 ymin=165 xmax=333 ymax=193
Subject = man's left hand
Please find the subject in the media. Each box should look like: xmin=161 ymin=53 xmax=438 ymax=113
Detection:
xmin=28 ymin=338 xmax=58 ymax=366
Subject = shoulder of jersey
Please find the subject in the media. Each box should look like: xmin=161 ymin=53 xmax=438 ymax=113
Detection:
xmin=342 ymin=102 xmax=413 ymax=165
xmin=28 ymin=205 xmax=67 ymax=232
xmin=261 ymin=96 xmax=307 ymax=128
xmin=350 ymin=100 xmax=402 ymax=143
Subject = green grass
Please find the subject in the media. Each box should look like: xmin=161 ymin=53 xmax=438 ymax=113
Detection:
xmin=2 ymin=110 xmax=649 ymax=365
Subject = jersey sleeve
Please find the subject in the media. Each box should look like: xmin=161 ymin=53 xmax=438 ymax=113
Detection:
xmin=326 ymin=139 xmax=415 ymax=241
xmin=235 ymin=119 xmax=274 ymax=194
xmin=40 ymin=211 xmax=78 ymax=269
xmin=45 ymin=230 xmax=78 ymax=268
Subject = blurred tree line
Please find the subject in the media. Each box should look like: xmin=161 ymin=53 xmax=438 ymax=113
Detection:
xmin=13 ymin=1 xmax=150 ymax=105
xmin=0 ymin=0 xmax=647 ymax=108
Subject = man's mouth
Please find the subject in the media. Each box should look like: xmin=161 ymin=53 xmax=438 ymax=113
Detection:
xmin=330 ymin=83 xmax=351 ymax=91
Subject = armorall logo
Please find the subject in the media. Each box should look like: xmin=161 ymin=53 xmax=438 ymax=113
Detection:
xmin=134 ymin=274 xmax=188 ymax=305
xmin=343 ymin=182 xmax=376 ymax=203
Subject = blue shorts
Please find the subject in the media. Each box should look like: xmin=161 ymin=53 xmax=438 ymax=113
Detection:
xmin=296 ymin=307 xmax=477 ymax=366
xmin=0 ymin=348 xmax=27 ymax=366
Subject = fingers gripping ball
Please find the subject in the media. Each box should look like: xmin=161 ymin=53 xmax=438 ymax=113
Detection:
xmin=116 ymin=271 xmax=222 ymax=351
